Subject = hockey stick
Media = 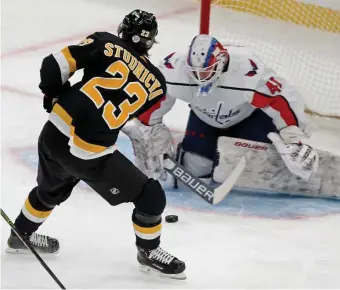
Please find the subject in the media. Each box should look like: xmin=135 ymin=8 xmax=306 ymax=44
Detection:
xmin=1 ymin=208 xmax=66 ymax=289
xmin=164 ymin=155 xmax=246 ymax=204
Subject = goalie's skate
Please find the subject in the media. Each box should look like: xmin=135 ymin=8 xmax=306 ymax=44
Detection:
xmin=137 ymin=246 xmax=186 ymax=280
xmin=6 ymin=231 xmax=59 ymax=254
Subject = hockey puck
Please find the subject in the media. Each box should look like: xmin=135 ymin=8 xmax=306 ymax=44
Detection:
xmin=165 ymin=215 xmax=178 ymax=223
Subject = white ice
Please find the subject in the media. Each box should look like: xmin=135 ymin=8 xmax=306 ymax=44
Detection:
xmin=1 ymin=0 xmax=340 ymax=289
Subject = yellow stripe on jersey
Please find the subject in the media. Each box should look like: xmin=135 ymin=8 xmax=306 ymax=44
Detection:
xmin=52 ymin=104 xmax=107 ymax=153
xmin=24 ymin=198 xmax=52 ymax=219
xmin=70 ymin=126 xmax=107 ymax=153
xmin=50 ymin=103 xmax=116 ymax=159
xmin=61 ymin=47 xmax=77 ymax=73
xmin=52 ymin=103 xmax=72 ymax=126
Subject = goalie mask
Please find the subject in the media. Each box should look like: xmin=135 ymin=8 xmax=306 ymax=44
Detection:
xmin=187 ymin=35 xmax=229 ymax=95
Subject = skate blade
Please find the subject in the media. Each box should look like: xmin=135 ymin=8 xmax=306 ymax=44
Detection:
xmin=5 ymin=247 xmax=59 ymax=255
xmin=139 ymin=264 xmax=186 ymax=280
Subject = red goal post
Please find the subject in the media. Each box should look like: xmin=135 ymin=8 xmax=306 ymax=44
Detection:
xmin=200 ymin=0 xmax=211 ymax=34
xmin=199 ymin=0 xmax=340 ymax=118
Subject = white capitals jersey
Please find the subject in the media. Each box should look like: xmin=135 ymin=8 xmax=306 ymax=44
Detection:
xmin=138 ymin=46 xmax=307 ymax=132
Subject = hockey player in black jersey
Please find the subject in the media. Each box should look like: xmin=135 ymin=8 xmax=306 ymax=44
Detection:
xmin=6 ymin=9 xmax=186 ymax=279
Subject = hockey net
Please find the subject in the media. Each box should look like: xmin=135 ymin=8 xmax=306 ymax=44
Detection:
xmin=200 ymin=0 xmax=340 ymax=118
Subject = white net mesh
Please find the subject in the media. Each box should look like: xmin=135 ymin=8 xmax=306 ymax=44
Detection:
xmin=209 ymin=0 xmax=340 ymax=117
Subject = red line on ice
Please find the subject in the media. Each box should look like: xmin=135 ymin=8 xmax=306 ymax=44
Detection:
xmin=1 ymin=6 xmax=197 ymax=59
xmin=1 ymin=85 xmax=40 ymax=98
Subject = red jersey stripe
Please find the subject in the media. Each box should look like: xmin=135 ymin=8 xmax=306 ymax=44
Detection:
xmin=138 ymin=96 xmax=166 ymax=125
xmin=251 ymin=92 xmax=298 ymax=126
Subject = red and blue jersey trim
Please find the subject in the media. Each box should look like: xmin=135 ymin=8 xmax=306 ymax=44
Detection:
xmin=164 ymin=52 xmax=175 ymax=69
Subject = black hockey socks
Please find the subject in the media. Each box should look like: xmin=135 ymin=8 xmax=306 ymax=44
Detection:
xmin=14 ymin=188 xmax=55 ymax=234
xmin=132 ymin=178 xmax=166 ymax=249
xmin=132 ymin=209 xmax=162 ymax=250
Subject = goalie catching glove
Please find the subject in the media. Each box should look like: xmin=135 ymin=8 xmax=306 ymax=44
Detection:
xmin=268 ymin=125 xmax=319 ymax=181
xmin=122 ymin=119 xmax=173 ymax=180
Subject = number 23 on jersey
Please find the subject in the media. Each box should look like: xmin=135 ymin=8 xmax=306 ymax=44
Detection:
xmin=80 ymin=60 xmax=148 ymax=129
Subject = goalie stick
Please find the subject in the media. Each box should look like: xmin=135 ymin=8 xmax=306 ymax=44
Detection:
xmin=1 ymin=208 xmax=66 ymax=289
xmin=164 ymin=155 xmax=246 ymax=204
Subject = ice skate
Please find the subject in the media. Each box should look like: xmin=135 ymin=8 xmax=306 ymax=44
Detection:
xmin=6 ymin=231 xmax=59 ymax=254
xmin=137 ymin=246 xmax=186 ymax=280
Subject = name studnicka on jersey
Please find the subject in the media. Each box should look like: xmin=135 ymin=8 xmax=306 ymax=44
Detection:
xmin=104 ymin=43 xmax=163 ymax=100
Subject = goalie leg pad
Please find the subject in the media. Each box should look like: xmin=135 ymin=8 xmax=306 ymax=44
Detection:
xmin=182 ymin=151 xmax=213 ymax=178
xmin=213 ymin=136 xmax=246 ymax=183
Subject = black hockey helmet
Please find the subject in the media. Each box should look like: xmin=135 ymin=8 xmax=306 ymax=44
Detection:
xmin=117 ymin=9 xmax=158 ymax=55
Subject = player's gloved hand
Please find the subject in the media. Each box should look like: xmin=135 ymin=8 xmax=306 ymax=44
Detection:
xmin=43 ymin=95 xmax=58 ymax=113
xmin=268 ymin=125 xmax=319 ymax=181
xmin=42 ymin=81 xmax=71 ymax=113
xmin=122 ymin=119 xmax=173 ymax=180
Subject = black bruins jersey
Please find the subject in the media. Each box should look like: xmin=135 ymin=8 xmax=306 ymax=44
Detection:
xmin=39 ymin=32 xmax=166 ymax=160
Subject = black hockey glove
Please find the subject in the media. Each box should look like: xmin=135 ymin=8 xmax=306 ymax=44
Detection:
xmin=42 ymin=81 xmax=71 ymax=113
xmin=43 ymin=95 xmax=57 ymax=113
